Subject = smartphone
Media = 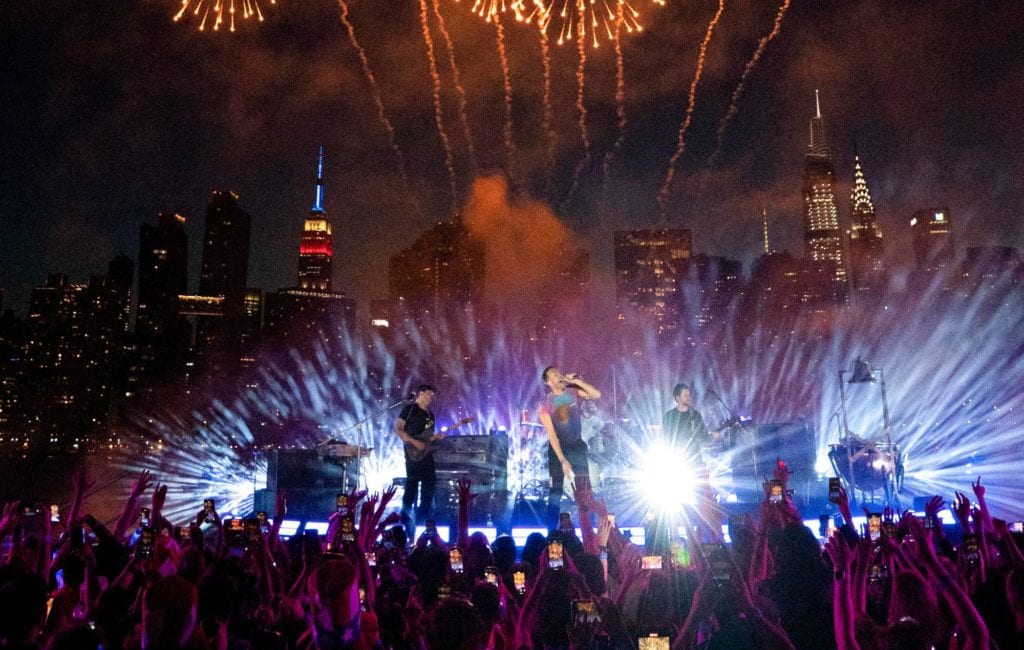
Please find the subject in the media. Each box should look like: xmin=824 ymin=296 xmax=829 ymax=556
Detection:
xmin=365 ymin=551 xmax=377 ymax=567
xmin=638 ymin=633 xmax=671 ymax=650
xmin=226 ymin=518 xmax=246 ymax=548
xmin=485 ymin=566 xmax=499 ymax=586
xmin=69 ymin=525 xmax=85 ymax=550
xmin=137 ymin=527 xmax=156 ymax=558
xmin=882 ymin=521 xmax=898 ymax=540
xmin=559 ymin=512 xmax=573 ymax=532
xmin=828 ymin=478 xmax=841 ymax=504
xmin=257 ymin=511 xmax=269 ymax=533
xmin=548 ymin=540 xmax=564 ymax=570
xmin=641 ymin=555 xmax=663 ymax=570
xmin=513 ymin=570 xmax=526 ymax=594
xmin=703 ymin=543 xmax=731 ymax=582
xmin=203 ymin=499 xmax=216 ymax=523
xmin=963 ymin=534 xmax=980 ymax=566
xmin=449 ymin=548 xmax=464 ymax=574
xmin=177 ymin=525 xmax=193 ymax=540
xmin=437 ymin=584 xmax=452 ymax=600
xmin=244 ymin=518 xmax=262 ymax=547
xmin=572 ymin=599 xmax=600 ymax=624
xmin=769 ymin=480 xmax=784 ymax=504
xmin=358 ymin=587 xmax=367 ymax=610
xmin=340 ymin=514 xmax=356 ymax=543
xmin=868 ymin=513 xmax=882 ymax=542
xmin=1012 ymin=522 xmax=1024 ymax=534
xmin=139 ymin=507 xmax=150 ymax=527
xmin=607 ymin=513 xmax=616 ymax=527
xmin=50 ymin=504 xmax=60 ymax=524
xmin=424 ymin=519 xmax=437 ymax=539
xmin=868 ymin=563 xmax=889 ymax=583
xmin=336 ymin=493 xmax=348 ymax=513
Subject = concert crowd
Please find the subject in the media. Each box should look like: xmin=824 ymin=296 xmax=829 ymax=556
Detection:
xmin=0 ymin=464 xmax=1021 ymax=650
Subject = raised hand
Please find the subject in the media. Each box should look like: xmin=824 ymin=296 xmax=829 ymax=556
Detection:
xmin=456 ymin=478 xmax=476 ymax=504
xmin=129 ymin=470 xmax=154 ymax=501
xmin=952 ymin=492 xmax=972 ymax=531
xmin=925 ymin=495 xmax=945 ymax=519
xmin=971 ymin=476 xmax=985 ymax=501
xmin=152 ymin=484 xmax=168 ymax=518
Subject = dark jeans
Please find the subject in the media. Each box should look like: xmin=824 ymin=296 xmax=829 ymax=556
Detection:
xmin=401 ymin=454 xmax=436 ymax=532
xmin=547 ymin=439 xmax=590 ymax=529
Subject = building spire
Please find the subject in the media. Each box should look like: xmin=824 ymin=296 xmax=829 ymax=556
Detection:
xmin=850 ymin=153 xmax=876 ymax=221
xmin=312 ymin=145 xmax=325 ymax=213
xmin=808 ymin=90 xmax=830 ymax=158
xmin=762 ymin=206 xmax=771 ymax=254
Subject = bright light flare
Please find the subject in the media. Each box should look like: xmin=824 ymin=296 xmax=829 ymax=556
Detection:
xmin=633 ymin=442 xmax=699 ymax=512
xmin=464 ymin=1 xmax=662 ymax=48
xmin=173 ymin=0 xmax=278 ymax=33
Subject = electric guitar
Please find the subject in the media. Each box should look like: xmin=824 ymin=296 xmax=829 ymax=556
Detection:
xmin=406 ymin=416 xmax=476 ymax=462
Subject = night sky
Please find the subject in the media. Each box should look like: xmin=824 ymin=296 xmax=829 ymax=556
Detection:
xmin=2 ymin=1 xmax=1023 ymax=317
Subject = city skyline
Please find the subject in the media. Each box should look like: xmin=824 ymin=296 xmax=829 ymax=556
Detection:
xmin=3 ymin=1 xmax=1023 ymax=317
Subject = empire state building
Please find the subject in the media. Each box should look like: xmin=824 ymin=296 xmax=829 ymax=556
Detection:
xmin=802 ymin=91 xmax=846 ymax=280
xmin=298 ymin=146 xmax=333 ymax=291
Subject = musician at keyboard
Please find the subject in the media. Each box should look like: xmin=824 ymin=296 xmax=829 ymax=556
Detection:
xmin=662 ymin=382 xmax=722 ymax=458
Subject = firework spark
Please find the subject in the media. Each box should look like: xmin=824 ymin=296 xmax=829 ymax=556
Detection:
xmin=337 ymin=1 xmax=407 ymax=183
xmin=523 ymin=0 xmax=650 ymax=48
xmin=418 ymin=0 xmax=459 ymax=216
xmin=601 ymin=2 xmax=628 ymax=205
xmin=656 ymin=0 xmax=726 ymax=222
xmin=708 ymin=0 xmax=792 ymax=166
xmin=433 ymin=0 xmax=477 ymax=170
xmin=538 ymin=25 xmax=557 ymax=185
xmin=173 ymin=0 xmax=276 ymax=33
xmin=494 ymin=18 xmax=519 ymax=186
xmin=565 ymin=8 xmax=590 ymax=205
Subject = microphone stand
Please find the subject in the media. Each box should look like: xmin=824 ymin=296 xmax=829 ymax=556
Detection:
xmin=707 ymin=389 xmax=759 ymax=486
xmin=316 ymin=398 xmax=411 ymax=491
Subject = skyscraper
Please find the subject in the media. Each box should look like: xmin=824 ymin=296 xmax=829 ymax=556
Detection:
xmin=613 ymin=228 xmax=692 ymax=338
xmin=847 ymin=155 xmax=886 ymax=293
xmin=910 ymin=207 xmax=954 ymax=276
xmin=802 ymin=91 xmax=846 ymax=281
xmin=388 ymin=220 xmax=486 ymax=316
xmin=138 ymin=213 xmax=188 ymax=339
xmin=196 ymin=191 xmax=251 ymax=372
xmin=298 ymin=147 xmax=333 ymax=291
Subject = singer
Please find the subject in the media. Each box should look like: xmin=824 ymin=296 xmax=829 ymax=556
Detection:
xmin=662 ymin=382 xmax=719 ymax=458
xmin=538 ymin=366 xmax=602 ymax=529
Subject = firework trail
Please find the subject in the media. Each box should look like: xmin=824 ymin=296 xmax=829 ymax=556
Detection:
xmin=525 ymin=0 xmax=647 ymax=48
xmin=655 ymin=0 xmax=726 ymax=222
xmin=539 ymin=25 xmax=557 ymax=185
xmin=708 ymin=0 xmax=791 ymax=166
xmin=174 ymin=0 xmax=275 ymax=33
xmin=494 ymin=19 xmax=519 ymax=186
xmin=601 ymin=3 xmax=628 ymax=205
xmin=337 ymin=1 xmax=407 ymax=183
xmin=565 ymin=8 xmax=591 ymax=205
xmin=418 ymin=0 xmax=459 ymax=216
xmin=433 ymin=0 xmax=477 ymax=170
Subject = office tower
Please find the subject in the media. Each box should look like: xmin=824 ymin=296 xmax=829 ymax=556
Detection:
xmin=910 ymin=207 xmax=954 ymax=276
xmin=802 ymin=91 xmax=846 ymax=282
xmin=196 ymin=191 xmax=251 ymax=372
xmin=678 ymin=254 xmax=743 ymax=329
xmin=613 ymin=227 xmax=692 ymax=338
xmin=388 ymin=220 xmax=486 ymax=316
xmin=847 ymin=155 xmax=886 ymax=293
xmin=298 ymin=147 xmax=333 ymax=291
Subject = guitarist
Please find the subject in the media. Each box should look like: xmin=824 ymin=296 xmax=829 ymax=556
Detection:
xmin=662 ymin=382 xmax=723 ymax=459
xmin=396 ymin=383 xmax=442 ymax=535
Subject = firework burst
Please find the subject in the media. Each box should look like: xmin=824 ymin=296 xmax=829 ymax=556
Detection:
xmin=173 ymin=0 xmax=277 ymax=33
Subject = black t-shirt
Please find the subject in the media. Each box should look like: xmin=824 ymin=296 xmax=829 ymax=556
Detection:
xmin=399 ymin=403 xmax=435 ymax=459
xmin=662 ymin=408 xmax=709 ymax=452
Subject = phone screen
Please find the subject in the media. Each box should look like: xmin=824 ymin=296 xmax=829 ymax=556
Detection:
xmin=607 ymin=513 xmax=616 ymax=526
xmin=828 ymin=478 xmax=841 ymax=503
xmin=641 ymin=555 xmax=663 ymax=570
xmin=138 ymin=527 xmax=155 ymax=557
xmin=1012 ymin=522 xmax=1024 ymax=533
xmin=449 ymin=548 xmax=464 ymax=574
xmin=513 ymin=570 xmax=526 ymax=593
xmin=340 ymin=515 xmax=356 ymax=542
xmin=769 ymin=480 xmax=784 ymax=503
xmin=365 ymin=552 xmax=377 ymax=567
xmin=868 ymin=514 xmax=882 ymax=541
xmin=572 ymin=599 xmax=600 ymax=624
xmin=638 ymin=634 xmax=671 ymax=650
xmin=485 ymin=566 xmax=499 ymax=585
xmin=548 ymin=540 xmax=564 ymax=570
xmin=558 ymin=512 xmax=573 ymax=531
xmin=963 ymin=534 xmax=980 ymax=565
xmin=336 ymin=493 xmax=348 ymax=512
